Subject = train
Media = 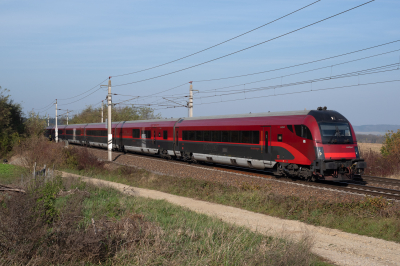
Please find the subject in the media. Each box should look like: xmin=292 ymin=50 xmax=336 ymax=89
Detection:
xmin=45 ymin=107 xmax=366 ymax=181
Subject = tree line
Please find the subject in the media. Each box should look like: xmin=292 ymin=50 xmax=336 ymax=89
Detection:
xmin=0 ymin=87 xmax=161 ymax=156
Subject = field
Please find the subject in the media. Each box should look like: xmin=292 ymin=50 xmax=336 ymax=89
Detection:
xmin=358 ymin=142 xmax=383 ymax=153
xmin=0 ymin=164 xmax=327 ymax=265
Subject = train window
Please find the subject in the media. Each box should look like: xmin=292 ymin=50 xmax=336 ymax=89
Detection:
xmin=303 ymin=126 xmax=312 ymax=140
xmin=58 ymin=130 xmax=63 ymax=134
xmin=294 ymin=125 xmax=312 ymax=140
xmin=287 ymin=125 xmax=293 ymax=133
xmin=188 ymin=131 xmax=196 ymax=141
xmin=182 ymin=131 xmax=188 ymax=140
xmin=278 ymin=134 xmax=282 ymax=142
xmin=221 ymin=131 xmax=229 ymax=142
xmin=242 ymin=131 xmax=252 ymax=143
xmin=203 ymin=131 xmax=211 ymax=141
xmin=66 ymin=130 xmax=73 ymax=135
xmin=195 ymin=131 xmax=203 ymax=141
xmin=87 ymin=130 xmax=107 ymax=136
xmin=144 ymin=130 xmax=151 ymax=139
xmin=231 ymin=131 xmax=240 ymax=143
xmin=211 ymin=131 xmax=221 ymax=142
xmin=252 ymin=131 xmax=260 ymax=144
xmin=132 ymin=129 xmax=140 ymax=138
xmin=163 ymin=130 xmax=168 ymax=140
xmin=294 ymin=125 xmax=302 ymax=137
xmin=76 ymin=130 xmax=81 ymax=135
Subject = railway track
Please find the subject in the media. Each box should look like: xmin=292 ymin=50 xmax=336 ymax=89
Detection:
xmin=362 ymin=175 xmax=400 ymax=187
xmin=78 ymin=145 xmax=400 ymax=201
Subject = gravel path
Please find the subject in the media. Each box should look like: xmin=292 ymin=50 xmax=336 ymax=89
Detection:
xmin=85 ymin=147 xmax=366 ymax=203
xmin=60 ymin=171 xmax=400 ymax=266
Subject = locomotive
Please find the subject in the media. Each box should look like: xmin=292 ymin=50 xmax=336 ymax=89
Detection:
xmin=45 ymin=107 xmax=366 ymax=181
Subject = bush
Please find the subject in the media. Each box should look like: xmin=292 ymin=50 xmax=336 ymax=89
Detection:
xmin=381 ymin=129 xmax=400 ymax=159
xmin=361 ymin=130 xmax=400 ymax=177
xmin=11 ymin=135 xmax=65 ymax=169
xmin=0 ymin=177 xmax=159 ymax=265
xmin=62 ymin=147 xmax=105 ymax=171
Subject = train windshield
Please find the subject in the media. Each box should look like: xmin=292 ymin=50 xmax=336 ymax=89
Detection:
xmin=319 ymin=122 xmax=353 ymax=144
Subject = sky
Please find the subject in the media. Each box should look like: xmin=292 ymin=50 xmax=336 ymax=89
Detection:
xmin=1 ymin=0 xmax=399 ymax=126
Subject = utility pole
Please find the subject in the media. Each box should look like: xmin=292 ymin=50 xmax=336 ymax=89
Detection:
xmin=107 ymin=77 xmax=112 ymax=161
xmin=67 ymin=109 xmax=69 ymax=125
xmin=188 ymin=81 xmax=198 ymax=117
xmin=188 ymin=81 xmax=193 ymax=117
xmin=47 ymin=114 xmax=49 ymax=126
xmin=100 ymin=78 xmax=112 ymax=161
xmin=55 ymin=99 xmax=58 ymax=143
xmin=101 ymin=101 xmax=104 ymax=123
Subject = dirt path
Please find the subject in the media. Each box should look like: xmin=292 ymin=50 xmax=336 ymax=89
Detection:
xmin=61 ymin=171 xmax=400 ymax=266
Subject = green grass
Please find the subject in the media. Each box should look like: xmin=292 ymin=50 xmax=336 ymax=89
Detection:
xmin=1 ymin=172 xmax=330 ymax=265
xmin=76 ymin=181 xmax=329 ymax=265
xmin=0 ymin=164 xmax=26 ymax=185
xmin=62 ymin=166 xmax=400 ymax=243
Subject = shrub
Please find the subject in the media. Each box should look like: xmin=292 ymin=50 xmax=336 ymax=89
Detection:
xmin=381 ymin=129 xmax=400 ymax=159
xmin=361 ymin=130 xmax=400 ymax=177
xmin=62 ymin=147 xmax=104 ymax=171
xmin=0 ymin=177 xmax=159 ymax=265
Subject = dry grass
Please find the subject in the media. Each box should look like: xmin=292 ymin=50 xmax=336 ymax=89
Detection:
xmin=358 ymin=143 xmax=383 ymax=154
xmin=0 ymin=173 xmax=325 ymax=266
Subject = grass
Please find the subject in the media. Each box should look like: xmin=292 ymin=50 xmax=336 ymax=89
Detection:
xmin=0 ymin=164 xmax=27 ymax=185
xmin=62 ymin=165 xmax=400 ymax=244
xmin=0 ymin=168 xmax=329 ymax=265
xmin=358 ymin=142 xmax=383 ymax=154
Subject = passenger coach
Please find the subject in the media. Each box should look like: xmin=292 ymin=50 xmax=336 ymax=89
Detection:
xmin=45 ymin=108 xmax=366 ymax=181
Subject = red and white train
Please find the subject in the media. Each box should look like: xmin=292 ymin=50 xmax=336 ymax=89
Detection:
xmin=45 ymin=108 xmax=366 ymax=181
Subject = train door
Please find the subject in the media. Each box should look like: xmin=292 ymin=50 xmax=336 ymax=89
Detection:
xmin=262 ymin=126 xmax=271 ymax=161
xmin=174 ymin=127 xmax=179 ymax=155
xmin=113 ymin=122 xmax=124 ymax=149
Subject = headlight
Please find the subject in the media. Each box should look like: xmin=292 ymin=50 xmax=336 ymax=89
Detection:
xmin=354 ymin=146 xmax=360 ymax=159
xmin=316 ymin=147 xmax=325 ymax=159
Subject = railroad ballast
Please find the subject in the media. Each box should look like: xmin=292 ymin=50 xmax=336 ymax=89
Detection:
xmin=45 ymin=108 xmax=366 ymax=181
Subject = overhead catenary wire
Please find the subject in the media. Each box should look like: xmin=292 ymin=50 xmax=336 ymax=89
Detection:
xmin=57 ymin=78 xmax=108 ymax=101
xmin=35 ymin=100 xmax=55 ymax=111
xmin=193 ymin=39 xmax=400 ymax=83
xmin=195 ymin=79 xmax=400 ymax=106
xmin=111 ymin=0 xmax=323 ymax=78
xmin=194 ymin=63 xmax=399 ymax=100
xmin=153 ymin=48 xmax=400 ymax=98
xmin=116 ymin=59 xmax=400 ymax=107
xmin=149 ymin=79 xmax=400 ymax=110
xmin=113 ymin=0 xmax=376 ymax=88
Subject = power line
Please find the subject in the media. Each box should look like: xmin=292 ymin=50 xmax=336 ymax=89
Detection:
xmin=114 ymin=82 xmax=188 ymax=106
xmin=111 ymin=0 xmax=322 ymax=78
xmin=35 ymin=100 xmax=55 ymax=111
xmin=113 ymin=0 xmax=376 ymax=88
xmin=195 ymin=79 xmax=400 ymax=106
xmin=195 ymin=63 xmax=399 ymax=99
xmin=113 ymin=63 xmax=399 ymax=108
xmin=193 ymin=40 xmax=400 ymax=82
xmin=156 ymin=48 xmax=400 ymax=97
xmin=58 ymin=78 xmax=108 ymax=101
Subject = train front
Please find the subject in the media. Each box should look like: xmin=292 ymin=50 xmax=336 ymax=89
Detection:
xmin=307 ymin=108 xmax=366 ymax=181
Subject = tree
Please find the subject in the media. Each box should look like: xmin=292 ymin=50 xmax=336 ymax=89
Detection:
xmin=24 ymin=111 xmax=47 ymax=137
xmin=0 ymin=87 xmax=24 ymax=155
xmin=380 ymin=129 xmax=400 ymax=161
xmin=69 ymin=104 xmax=162 ymax=124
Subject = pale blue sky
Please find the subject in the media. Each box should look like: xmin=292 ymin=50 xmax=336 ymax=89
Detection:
xmin=1 ymin=0 xmax=399 ymax=125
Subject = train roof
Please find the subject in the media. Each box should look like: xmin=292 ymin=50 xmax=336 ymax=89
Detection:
xmin=45 ymin=109 xmax=347 ymax=127
xmin=180 ymin=110 xmax=311 ymax=121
